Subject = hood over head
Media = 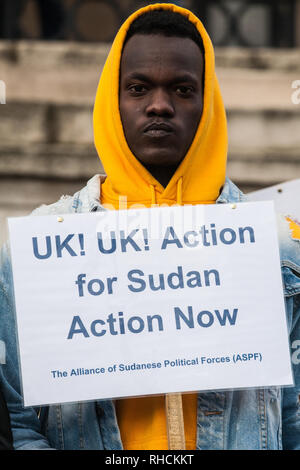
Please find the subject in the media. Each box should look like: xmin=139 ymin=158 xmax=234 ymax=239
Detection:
xmin=93 ymin=3 xmax=228 ymax=208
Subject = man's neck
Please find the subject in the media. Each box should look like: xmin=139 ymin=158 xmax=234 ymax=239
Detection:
xmin=145 ymin=164 xmax=178 ymax=188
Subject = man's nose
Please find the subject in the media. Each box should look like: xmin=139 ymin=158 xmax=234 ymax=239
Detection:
xmin=146 ymin=88 xmax=175 ymax=116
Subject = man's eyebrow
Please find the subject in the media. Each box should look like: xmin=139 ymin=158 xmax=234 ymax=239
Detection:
xmin=123 ymin=72 xmax=200 ymax=84
xmin=123 ymin=72 xmax=152 ymax=83
xmin=172 ymin=74 xmax=200 ymax=85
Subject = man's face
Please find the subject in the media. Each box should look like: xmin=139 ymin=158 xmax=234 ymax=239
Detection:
xmin=119 ymin=34 xmax=204 ymax=172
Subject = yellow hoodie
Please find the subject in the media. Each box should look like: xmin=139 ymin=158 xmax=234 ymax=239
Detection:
xmin=93 ymin=3 xmax=228 ymax=450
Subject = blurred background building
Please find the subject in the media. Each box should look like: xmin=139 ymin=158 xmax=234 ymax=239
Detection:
xmin=0 ymin=0 xmax=300 ymax=243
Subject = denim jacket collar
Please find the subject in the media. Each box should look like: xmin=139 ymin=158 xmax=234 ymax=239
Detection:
xmin=71 ymin=175 xmax=245 ymax=214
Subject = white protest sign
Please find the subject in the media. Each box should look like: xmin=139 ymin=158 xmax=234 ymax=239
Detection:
xmin=248 ymin=179 xmax=300 ymax=219
xmin=8 ymin=202 xmax=293 ymax=407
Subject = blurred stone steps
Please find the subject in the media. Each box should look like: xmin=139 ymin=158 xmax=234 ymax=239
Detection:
xmin=0 ymin=142 xmax=101 ymax=180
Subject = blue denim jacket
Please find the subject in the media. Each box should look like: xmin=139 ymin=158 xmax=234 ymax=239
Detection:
xmin=1 ymin=176 xmax=300 ymax=450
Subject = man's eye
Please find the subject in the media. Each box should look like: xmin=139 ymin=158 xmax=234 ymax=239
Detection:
xmin=175 ymin=86 xmax=194 ymax=96
xmin=128 ymin=85 xmax=147 ymax=94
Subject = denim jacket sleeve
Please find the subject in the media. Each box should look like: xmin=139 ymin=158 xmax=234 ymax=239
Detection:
xmin=0 ymin=379 xmax=13 ymax=450
xmin=278 ymin=215 xmax=300 ymax=449
xmin=0 ymin=243 xmax=53 ymax=450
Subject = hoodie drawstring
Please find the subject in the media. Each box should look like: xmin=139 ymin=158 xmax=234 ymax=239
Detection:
xmin=177 ymin=177 xmax=183 ymax=206
xmin=150 ymin=177 xmax=183 ymax=206
xmin=150 ymin=185 xmax=157 ymax=205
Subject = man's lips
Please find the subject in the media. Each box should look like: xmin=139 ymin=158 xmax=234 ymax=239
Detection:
xmin=143 ymin=122 xmax=175 ymax=137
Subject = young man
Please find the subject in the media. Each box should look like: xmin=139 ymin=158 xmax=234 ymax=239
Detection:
xmin=0 ymin=3 xmax=300 ymax=450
